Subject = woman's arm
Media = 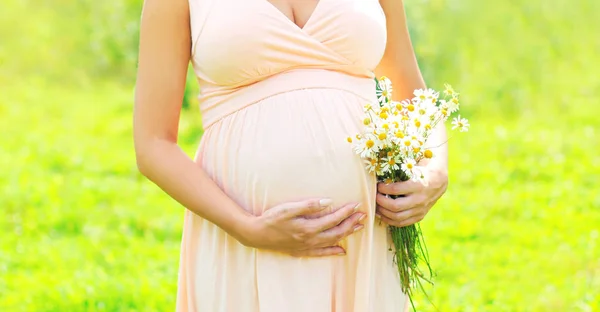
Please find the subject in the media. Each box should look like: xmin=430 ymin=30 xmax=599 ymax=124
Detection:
xmin=133 ymin=0 xmax=254 ymax=243
xmin=376 ymin=0 xmax=447 ymax=169
xmin=133 ymin=0 xmax=364 ymax=255
xmin=374 ymin=0 xmax=448 ymax=226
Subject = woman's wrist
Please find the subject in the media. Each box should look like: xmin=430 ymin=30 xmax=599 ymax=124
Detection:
xmin=229 ymin=211 xmax=263 ymax=248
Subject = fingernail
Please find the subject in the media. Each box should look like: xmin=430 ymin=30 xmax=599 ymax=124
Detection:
xmin=353 ymin=224 xmax=364 ymax=232
xmin=358 ymin=214 xmax=366 ymax=222
xmin=353 ymin=203 xmax=361 ymax=212
xmin=319 ymin=198 xmax=333 ymax=206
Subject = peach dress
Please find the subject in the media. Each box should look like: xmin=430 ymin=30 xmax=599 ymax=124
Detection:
xmin=176 ymin=0 xmax=408 ymax=311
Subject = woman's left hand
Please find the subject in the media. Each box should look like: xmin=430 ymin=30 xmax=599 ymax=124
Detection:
xmin=375 ymin=166 xmax=448 ymax=227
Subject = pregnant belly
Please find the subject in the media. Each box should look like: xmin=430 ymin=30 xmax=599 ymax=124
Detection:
xmin=196 ymin=88 xmax=376 ymax=215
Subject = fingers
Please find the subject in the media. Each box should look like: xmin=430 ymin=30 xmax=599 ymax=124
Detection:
xmin=377 ymin=179 xmax=424 ymax=196
xmin=376 ymin=192 xmax=422 ymax=212
xmin=377 ymin=212 xmax=424 ymax=228
xmin=277 ymin=198 xmax=333 ymax=218
xmin=316 ymin=211 xmax=365 ymax=245
xmin=289 ymin=246 xmax=347 ymax=257
xmin=311 ymin=202 xmax=361 ymax=232
xmin=376 ymin=205 xmax=422 ymax=223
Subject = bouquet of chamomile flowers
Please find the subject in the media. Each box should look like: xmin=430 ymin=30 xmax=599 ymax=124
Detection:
xmin=347 ymin=77 xmax=469 ymax=309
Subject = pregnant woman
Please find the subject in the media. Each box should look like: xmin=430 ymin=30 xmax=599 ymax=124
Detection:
xmin=133 ymin=0 xmax=449 ymax=311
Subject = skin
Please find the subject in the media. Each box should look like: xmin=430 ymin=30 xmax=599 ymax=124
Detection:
xmin=133 ymin=0 xmax=447 ymax=260
xmin=375 ymin=0 xmax=449 ymax=228
xmin=265 ymin=0 xmax=450 ymax=228
xmin=134 ymin=0 xmax=365 ymax=258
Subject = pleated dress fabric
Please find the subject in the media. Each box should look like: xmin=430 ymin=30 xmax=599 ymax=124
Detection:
xmin=176 ymin=1 xmax=408 ymax=311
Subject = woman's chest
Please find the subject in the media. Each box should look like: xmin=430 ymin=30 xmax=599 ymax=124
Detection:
xmin=193 ymin=0 xmax=387 ymax=84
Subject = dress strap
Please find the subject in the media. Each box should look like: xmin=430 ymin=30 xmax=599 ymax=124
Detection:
xmin=188 ymin=0 xmax=217 ymax=57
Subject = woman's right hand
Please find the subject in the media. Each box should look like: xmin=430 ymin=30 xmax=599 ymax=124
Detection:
xmin=243 ymin=198 xmax=366 ymax=257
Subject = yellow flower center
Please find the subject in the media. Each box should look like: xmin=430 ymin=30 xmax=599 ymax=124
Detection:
xmin=424 ymin=150 xmax=433 ymax=158
xmin=382 ymin=90 xmax=388 ymax=97
xmin=388 ymin=158 xmax=396 ymax=165
xmin=425 ymin=124 xmax=432 ymax=130
xmin=407 ymin=104 xmax=415 ymax=112
xmin=347 ymin=137 xmax=353 ymax=143
xmin=442 ymin=109 xmax=448 ymax=116
xmin=363 ymin=118 xmax=371 ymax=125
xmin=382 ymin=123 xmax=390 ymax=130
xmin=366 ymin=140 xmax=375 ymax=148
xmin=419 ymin=95 xmax=426 ymax=100
xmin=378 ymin=133 xmax=387 ymax=140
xmin=452 ymin=98 xmax=459 ymax=104
xmin=404 ymin=140 xmax=411 ymax=147
xmin=395 ymin=131 xmax=404 ymax=138
xmin=406 ymin=163 xmax=414 ymax=169
xmin=413 ymin=147 xmax=420 ymax=153
xmin=414 ymin=119 xmax=421 ymax=127
xmin=419 ymin=108 xmax=426 ymax=115
xmin=379 ymin=112 xmax=389 ymax=119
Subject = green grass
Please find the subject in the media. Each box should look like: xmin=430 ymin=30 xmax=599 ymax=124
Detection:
xmin=1 ymin=0 xmax=599 ymax=311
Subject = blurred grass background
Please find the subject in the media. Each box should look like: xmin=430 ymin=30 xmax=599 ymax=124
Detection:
xmin=1 ymin=0 xmax=599 ymax=311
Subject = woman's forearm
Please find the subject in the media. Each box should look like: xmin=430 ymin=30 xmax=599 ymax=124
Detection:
xmin=135 ymin=139 xmax=256 ymax=245
xmin=376 ymin=0 xmax=426 ymax=101
xmin=420 ymin=122 xmax=448 ymax=172
xmin=375 ymin=0 xmax=449 ymax=173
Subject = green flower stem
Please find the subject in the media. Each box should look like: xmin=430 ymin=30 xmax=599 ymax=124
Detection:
xmin=380 ymin=169 xmax=435 ymax=312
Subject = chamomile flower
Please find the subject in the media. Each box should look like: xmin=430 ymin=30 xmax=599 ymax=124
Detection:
xmin=438 ymin=100 xmax=450 ymax=117
xmin=401 ymin=158 xmax=420 ymax=179
xmin=447 ymin=97 xmax=460 ymax=113
xmin=351 ymin=79 xmax=467 ymax=184
xmin=451 ymin=115 xmax=470 ymax=132
xmin=381 ymin=153 xmax=401 ymax=173
xmin=412 ymin=116 xmax=424 ymax=129
xmin=391 ymin=100 xmax=404 ymax=113
xmin=364 ymin=158 xmax=379 ymax=173
xmin=376 ymin=105 xmax=391 ymax=120
xmin=347 ymin=77 xmax=470 ymax=299
xmin=400 ymin=137 xmax=414 ymax=149
xmin=376 ymin=76 xmax=393 ymax=103
xmin=443 ymin=84 xmax=456 ymax=97
xmin=417 ymin=102 xmax=438 ymax=117
xmin=373 ymin=128 xmax=391 ymax=147
xmin=413 ymin=88 xmax=439 ymax=105
xmin=354 ymin=134 xmax=380 ymax=158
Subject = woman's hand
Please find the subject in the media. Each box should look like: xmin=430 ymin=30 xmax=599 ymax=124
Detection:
xmin=375 ymin=166 xmax=448 ymax=227
xmin=375 ymin=0 xmax=449 ymax=228
xmin=244 ymin=198 xmax=366 ymax=257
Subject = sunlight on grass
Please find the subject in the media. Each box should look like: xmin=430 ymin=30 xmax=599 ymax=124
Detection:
xmin=1 ymin=0 xmax=599 ymax=311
